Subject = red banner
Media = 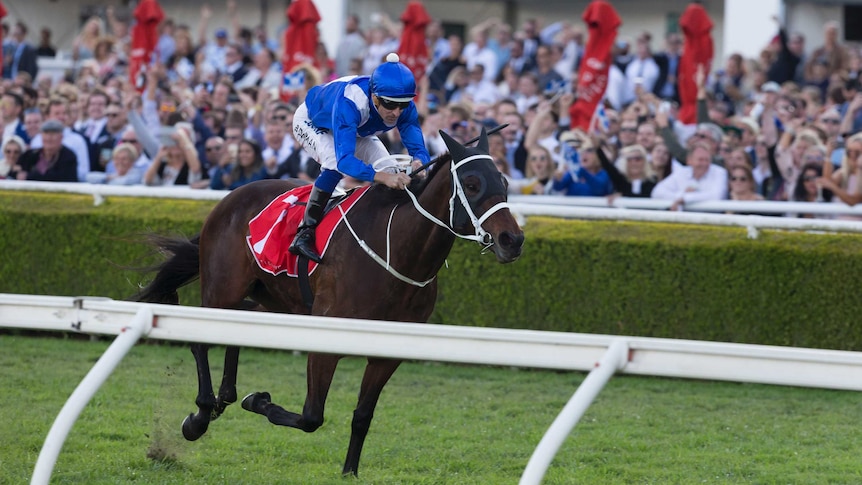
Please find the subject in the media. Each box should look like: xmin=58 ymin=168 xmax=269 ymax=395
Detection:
xmin=129 ymin=0 xmax=164 ymax=92
xmin=569 ymin=1 xmax=621 ymax=131
xmin=397 ymin=1 xmax=431 ymax=81
xmin=677 ymin=3 xmax=714 ymax=125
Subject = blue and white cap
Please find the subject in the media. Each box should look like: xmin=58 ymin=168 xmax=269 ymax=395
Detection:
xmin=370 ymin=53 xmax=417 ymax=102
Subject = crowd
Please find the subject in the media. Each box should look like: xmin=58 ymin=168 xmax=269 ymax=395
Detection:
xmin=2 ymin=3 xmax=862 ymax=219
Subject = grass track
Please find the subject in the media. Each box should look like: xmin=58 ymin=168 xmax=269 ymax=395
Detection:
xmin=1 ymin=334 xmax=861 ymax=484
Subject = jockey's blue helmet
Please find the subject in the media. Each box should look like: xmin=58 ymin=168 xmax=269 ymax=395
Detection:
xmin=370 ymin=53 xmax=416 ymax=102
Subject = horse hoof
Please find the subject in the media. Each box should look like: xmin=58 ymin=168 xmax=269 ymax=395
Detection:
xmin=241 ymin=391 xmax=271 ymax=413
xmin=181 ymin=413 xmax=207 ymax=441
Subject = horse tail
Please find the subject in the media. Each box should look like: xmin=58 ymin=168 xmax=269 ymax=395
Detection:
xmin=132 ymin=234 xmax=201 ymax=304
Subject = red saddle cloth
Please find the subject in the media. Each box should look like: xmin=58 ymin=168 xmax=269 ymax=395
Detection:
xmin=246 ymin=185 xmax=370 ymax=276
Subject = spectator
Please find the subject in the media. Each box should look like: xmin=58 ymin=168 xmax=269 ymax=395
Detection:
xmin=649 ymin=141 xmax=675 ymax=182
xmin=71 ymin=16 xmax=104 ymax=63
xmin=14 ymin=119 xmax=77 ymax=182
xmin=728 ymin=164 xmax=764 ymax=202
xmin=22 ymin=107 xmax=42 ymax=141
xmin=143 ymin=126 xmax=203 ymax=186
xmin=8 ymin=21 xmax=39 ymax=81
xmin=30 ymin=97 xmax=91 ymax=182
xmin=788 ymin=163 xmax=831 ymax=218
xmin=429 ymin=34 xmax=466 ymax=99
xmin=334 ymin=14 xmax=366 ymax=78
xmin=75 ymin=89 xmax=111 ymax=171
xmin=1 ymin=91 xmax=30 ymax=149
xmin=651 ymin=142 xmax=728 ymax=210
xmin=157 ymin=18 xmax=177 ymax=65
xmin=804 ymin=21 xmax=848 ymax=82
xmin=36 ymin=27 xmax=57 ymax=58
xmin=1 ymin=134 xmax=26 ymax=178
xmin=463 ymin=24 xmax=499 ymax=83
xmin=100 ymin=143 xmax=143 ymax=185
xmin=210 ymin=138 xmax=267 ymax=190
xmin=533 ymin=44 xmax=563 ymax=95
xmin=622 ymin=33 xmax=660 ymax=107
xmin=362 ymin=22 xmax=399 ymax=75
xmin=464 ymin=64 xmax=501 ymax=105
xmin=198 ymin=5 xmax=230 ymax=76
xmin=426 ymin=20 xmax=450 ymax=73
xmin=601 ymin=144 xmax=656 ymax=197
xmin=505 ymin=35 xmax=535 ymax=77
xmin=166 ymin=25 xmax=197 ymax=82
xmin=766 ymin=17 xmax=804 ymax=85
xmin=223 ymin=43 xmax=250 ymax=84
xmin=818 ymin=132 xmax=862 ymax=206
xmin=235 ymin=48 xmax=281 ymax=91
xmin=551 ymin=137 xmax=612 ymax=196
xmin=654 ymin=32 xmax=682 ymax=101
xmin=512 ymin=144 xmax=555 ymax=195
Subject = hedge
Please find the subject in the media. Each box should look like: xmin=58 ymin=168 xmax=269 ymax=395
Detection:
xmin=3 ymin=191 xmax=862 ymax=351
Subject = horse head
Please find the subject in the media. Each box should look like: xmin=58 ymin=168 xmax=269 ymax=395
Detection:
xmin=438 ymin=128 xmax=524 ymax=263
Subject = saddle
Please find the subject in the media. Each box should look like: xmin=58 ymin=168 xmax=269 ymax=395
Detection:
xmin=246 ymin=185 xmax=370 ymax=276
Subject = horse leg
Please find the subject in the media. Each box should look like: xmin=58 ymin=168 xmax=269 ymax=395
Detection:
xmin=241 ymin=353 xmax=339 ymax=432
xmin=342 ymin=358 xmax=402 ymax=477
xmin=182 ymin=343 xmax=217 ymax=441
xmin=212 ymin=346 xmax=240 ymax=418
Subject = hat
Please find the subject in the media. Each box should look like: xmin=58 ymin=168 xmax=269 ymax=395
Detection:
xmin=41 ymin=119 xmax=65 ymax=133
xmin=761 ymin=81 xmax=780 ymax=93
xmin=370 ymin=53 xmax=417 ymax=102
xmin=215 ymin=28 xmax=228 ymax=39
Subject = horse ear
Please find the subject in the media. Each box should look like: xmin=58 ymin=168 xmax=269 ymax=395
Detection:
xmin=439 ymin=129 xmax=466 ymax=161
xmin=476 ymin=127 xmax=489 ymax=154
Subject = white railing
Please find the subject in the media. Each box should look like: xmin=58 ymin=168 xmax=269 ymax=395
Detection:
xmin=2 ymin=294 xmax=861 ymax=484
xmin=3 ymin=181 xmax=862 ymax=235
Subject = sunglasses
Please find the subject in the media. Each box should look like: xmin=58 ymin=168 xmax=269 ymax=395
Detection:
xmin=620 ymin=127 xmax=637 ymax=133
xmin=106 ymin=112 xmax=121 ymax=118
xmin=377 ymin=97 xmax=411 ymax=110
xmin=206 ymin=145 xmax=224 ymax=152
xmin=159 ymin=105 xmax=177 ymax=113
xmin=120 ymin=138 xmax=138 ymax=143
xmin=803 ymin=175 xmax=818 ymax=181
xmin=822 ymin=118 xmax=841 ymax=124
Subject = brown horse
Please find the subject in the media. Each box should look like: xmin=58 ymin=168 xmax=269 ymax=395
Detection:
xmin=134 ymin=129 xmax=524 ymax=476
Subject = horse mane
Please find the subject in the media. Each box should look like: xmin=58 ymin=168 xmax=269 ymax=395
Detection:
xmin=413 ymin=152 xmax=452 ymax=197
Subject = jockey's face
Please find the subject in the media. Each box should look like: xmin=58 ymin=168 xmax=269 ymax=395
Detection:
xmin=373 ymin=96 xmax=406 ymax=126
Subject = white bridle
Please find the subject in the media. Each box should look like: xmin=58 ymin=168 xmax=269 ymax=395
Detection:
xmin=338 ymin=153 xmax=511 ymax=286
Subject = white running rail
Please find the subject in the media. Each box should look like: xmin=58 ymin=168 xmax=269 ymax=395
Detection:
xmin=1 ymin=294 xmax=861 ymax=484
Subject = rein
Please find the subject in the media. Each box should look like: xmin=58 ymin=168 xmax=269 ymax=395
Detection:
xmin=339 ymin=153 xmax=510 ymax=287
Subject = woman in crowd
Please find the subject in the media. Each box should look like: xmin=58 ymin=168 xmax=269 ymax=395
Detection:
xmin=790 ymin=163 xmax=832 ymax=218
xmin=817 ymin=133 xmax=862 ymax=217
xmin=513 ymin=144 xmax=555 ymax=195
xmin=1 ymin=135 xmax=26 ymax=179
xmin=728 ymin=164 xmax=764 ymax=202
xmin=649 ymin=141 xmax=673 ymax=182
xmin=144 ymin=127 xmax=203 ymax=186
xmin=210 ymin=138 xmax=267 ymax=190
xmin=105 ymin=143 xmax=143 ymax=185
xmin=599 ymin=143 xmax=656 ymax=197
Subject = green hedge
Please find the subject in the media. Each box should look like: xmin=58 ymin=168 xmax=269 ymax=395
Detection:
xmin=3 ymin=192 xmax=862 ymax=351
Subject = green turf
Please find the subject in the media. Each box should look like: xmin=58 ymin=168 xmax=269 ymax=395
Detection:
xmin=1 ymin=334 xmax=860 ymax=484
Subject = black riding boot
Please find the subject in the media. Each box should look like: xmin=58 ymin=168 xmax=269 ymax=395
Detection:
xmin=289 ymin=186 xmax=331 ymax=263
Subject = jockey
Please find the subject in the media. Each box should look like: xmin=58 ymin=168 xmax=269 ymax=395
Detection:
xmin=289 ymin=53 xmax=431 ymax=263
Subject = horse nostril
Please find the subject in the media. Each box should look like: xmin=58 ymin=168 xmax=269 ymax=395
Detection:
xmin=498 ymin=231 xmax=524 ymax=251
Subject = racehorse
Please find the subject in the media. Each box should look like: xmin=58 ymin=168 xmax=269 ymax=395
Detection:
xmin=133 ymin=129 xmax=524 ymax=476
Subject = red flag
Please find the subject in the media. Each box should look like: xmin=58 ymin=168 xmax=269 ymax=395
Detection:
xmin=397 ymin=1 xmax=431 ymax=81
xmin=677 ymin=3 xmax=713 ymax=125
xmin=282 ymin=0 xmax=320 ymax=101
xmin=0 ymin=1 xmax=7 ymax=73
xmin=129 ymin=0 xmax=165 ymax=92
xmin=569 ymin=1 xmax=621 ymax=131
